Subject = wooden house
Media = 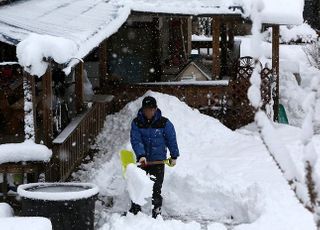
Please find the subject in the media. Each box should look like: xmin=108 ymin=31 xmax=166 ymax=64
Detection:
xmin=0 ymin=0 xmax=304 ymax=193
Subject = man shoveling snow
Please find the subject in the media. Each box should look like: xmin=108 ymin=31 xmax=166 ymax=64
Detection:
xmin=128 ymin=96 xmax=180 ymax=218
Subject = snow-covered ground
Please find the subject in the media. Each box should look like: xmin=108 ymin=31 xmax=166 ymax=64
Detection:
xmin=73 ymin=91 xmax=316 ymax=230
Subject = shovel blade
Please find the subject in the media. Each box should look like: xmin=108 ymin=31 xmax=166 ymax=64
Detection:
xmin=120 ymin=150 xmax=136 ymax=175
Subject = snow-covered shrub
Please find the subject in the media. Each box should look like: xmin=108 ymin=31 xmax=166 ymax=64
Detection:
xmin=304 ymin=39 xmax=320 ymax=70
xmin=264 ymin=23 xmax=318 ymax=44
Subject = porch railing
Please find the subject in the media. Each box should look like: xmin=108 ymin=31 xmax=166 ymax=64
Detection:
xmin=48 ymin=96 xmax=114 ymax=182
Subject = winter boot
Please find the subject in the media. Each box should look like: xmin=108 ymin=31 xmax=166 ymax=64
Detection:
xmin=128 ymin=203 xmax=141 ymax=215
xmin=152 ymin=207 xmax=161 ymax=219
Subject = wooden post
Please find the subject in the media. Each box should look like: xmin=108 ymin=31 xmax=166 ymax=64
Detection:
xmin=212 ymin=16 xmax=221 ymax=79
xmin=99 ymin=39 xmax=108 ymax=89
xmin=220 ymin=22 xmax=228 ymax=77
xmin=272 ymin=25 xmax=280 ymax=121
xmin=42 ymin=64 xmax=53 ymax=147
xmin=187 ymin=17 xmax=192 ymax=59
xmin=75 ymin=61 xmax=84 ymax=113
xmin=228 ymin=22 xmax=235 ymax=50
xmin=30 ymin=75 xmax=37 ymax=142
xmin=23 ymin=72 xmax=37 ymax=142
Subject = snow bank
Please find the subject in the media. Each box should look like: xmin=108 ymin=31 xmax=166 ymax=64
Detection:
xmin=0 ymin=217 xmax=52 ymax=230
xmin=16 ymin=33 xmax=77 ymax=77
xmin=0 ymin=203 xmax=14 ymax=217
xmin=74 ymin=91 xmax=315 ymax=229
xmin=125 ymin=164 xmax=154 ymax=206
xmin=100 ymin=212 xmax=201 ymax=230
xmin=17 ymin=183 xmax=99 ymax=201
xmin=0 ymin=140 xmax=52 ymax=164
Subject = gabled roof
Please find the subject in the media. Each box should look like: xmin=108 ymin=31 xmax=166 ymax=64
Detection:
xmin=177 ymin=59 xmax=213 ymax=81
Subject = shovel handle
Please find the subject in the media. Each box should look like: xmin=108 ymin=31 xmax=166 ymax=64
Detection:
xmin=137 ymin=159 xmax=173 ymax=167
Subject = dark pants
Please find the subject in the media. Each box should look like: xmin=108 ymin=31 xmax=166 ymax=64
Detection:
xmin=129 ymin=164 xmax=165 ymax=214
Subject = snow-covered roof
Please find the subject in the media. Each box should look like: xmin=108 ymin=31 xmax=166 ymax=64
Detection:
xmin=0 ymin=0 xmax=130 ymax=51
xmin=0 ymin=0 xmax=304 ymax=76
xmin=129 ymin=0 xmax=243 ymax=16
xmin=129 ymin=0 xmax=304 ymax=25
xmin=0 ymin=0 xmax=304 ymax=46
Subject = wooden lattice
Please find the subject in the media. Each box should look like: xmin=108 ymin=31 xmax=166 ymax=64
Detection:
xmin=223 ymin=57 xmax=273 ymax=130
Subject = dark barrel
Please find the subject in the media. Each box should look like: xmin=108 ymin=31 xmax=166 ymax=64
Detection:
xmin=18 ymin=183 xmax=99 ymax=230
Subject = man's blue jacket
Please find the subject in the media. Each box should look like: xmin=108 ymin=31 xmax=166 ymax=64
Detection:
xmin=130 ymin=108 xmax=179 ymax=162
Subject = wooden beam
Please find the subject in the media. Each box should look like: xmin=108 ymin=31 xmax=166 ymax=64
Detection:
xmin=99 ymin=39 xmax=108 ymax=89
xmin=42 ymin=64 xmax=53 ymax=147
xmin=272 ymin=25 xmax=280 ymax=121
xmin=75 ymin=61 xmax=84 ymax=113
xmin=212 ymin=16 xmax=221 ymax=80
xmin=187 ymin=17 xmax=192 ymax=59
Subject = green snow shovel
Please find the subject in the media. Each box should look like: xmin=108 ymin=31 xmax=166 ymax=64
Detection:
xmin=119 ymin=150 xmax=175 ymax=176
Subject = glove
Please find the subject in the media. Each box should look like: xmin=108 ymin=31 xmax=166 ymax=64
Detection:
xmin=139 ymin=157 xmax=147 ymax=166
xmin=169 ymin=158 xmax=177 ymax=167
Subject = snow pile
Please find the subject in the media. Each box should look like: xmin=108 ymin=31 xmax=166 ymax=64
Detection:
xmin=74 ymin=91 xmax=316 ymax=229
xmin=0 ymin=140 xmax=52 ymax=164
xmin=0 ymin=203 xmax=14 ymax=217
xmin=125 ymin=164 xmax=154 ymax=206
xmin=101 ymin=212 xmax=201 ymax=230
xmin=0 ymin=217 xmax=52 ymax=230
xmin=16 ymin=33 xmax=78 ymax=77
xmin=264 ymin=23 xmax=318 ymax=44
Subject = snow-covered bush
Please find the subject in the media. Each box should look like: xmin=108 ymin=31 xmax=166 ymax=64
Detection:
xmin=304 ymin=39 xmax=320 ymax=70
xmin=264 ymin=23 xmax=318 ymax=44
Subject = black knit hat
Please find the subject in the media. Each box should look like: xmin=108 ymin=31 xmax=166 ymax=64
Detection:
xmin=142 ymin=96 xmax=157 ymax=109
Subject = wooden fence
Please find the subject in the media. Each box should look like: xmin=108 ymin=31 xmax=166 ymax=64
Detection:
xmin=105 ymin=82 xmax=229 ymax=114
